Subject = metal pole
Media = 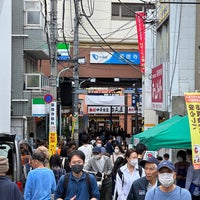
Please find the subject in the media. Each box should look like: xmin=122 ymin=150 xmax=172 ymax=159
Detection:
xmin=49 ymin=0 xmax=58 ymax=155
xmin=72 ymin=0 xmax=80 ymax=146
xmin=50 ymin=0 xmax=57 ymax=97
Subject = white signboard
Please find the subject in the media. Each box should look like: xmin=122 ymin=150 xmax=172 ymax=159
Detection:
xmin=86 ymin=95 xmax=124 ymax=106
xmin=88 ymin=106 xmax=125 ymax=114
xmin=49 ymin=102 xmax=57 ymax=132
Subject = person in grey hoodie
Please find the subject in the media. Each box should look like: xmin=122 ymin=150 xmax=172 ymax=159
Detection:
xmin=84 ymin=146 xmax=113 ymax=200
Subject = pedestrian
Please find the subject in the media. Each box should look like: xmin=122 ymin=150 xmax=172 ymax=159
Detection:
xmin=175 ymin=150 xmax=190 ymax=188
xmin=135 ymin=143 xmax=148 ymax=165
xmin=110 ymin=144 xmax=124 ymax=165
xmin=145 ymin=160 xmax=191 ymax=200
xmin=105 ymin=136 xmax=114 ymax=155
xmin=55 ymin=150 xmax=100 ymax=200
xmin=127 ymin=156 xmax=160 ymax=200
xmin=78 ymin=134 xmax=93 ymax=166
xmin=112 ymin=156 xmax=126 ymax=198
xmin=49 ymin=154 xmax=66 ymax=184
xmin=115 ymin=148 xmax=145 ymax=200
xmin=60 ymin=140 xmax=77 ymax=173
xmin=28 ymin=132 xmax=36 ymax=150
xmin=84 ymin=146 xmax=113 ymax=200
xmin=24 ymin=152 xmax=56 ymax=200
xmin=185 ymin=163 xmax=200 ymax=200
xmin=95 ymin=138 xmax=107 ymax=155
xmin=35 ymin=145 xmax=50 ymax=167
xmin=157 ymin=156 xmax=163 ymax=163
xmin=186 ymin=149 xmax=192 ymax=163
xmin=0 ymin=156 xmax=23 ymax=200
xmin=163 ymin=153 xmax=170 ymax=161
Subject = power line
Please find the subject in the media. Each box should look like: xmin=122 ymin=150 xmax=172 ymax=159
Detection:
xmin=79 ymin=22 xmax=141 ymax=73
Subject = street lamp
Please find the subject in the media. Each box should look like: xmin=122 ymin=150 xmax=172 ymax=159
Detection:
xmin=56 ymin=67 xmax=71 ymax=138
xmin=56 ymin=67 xmax=70 ymax=87
xmin=79 ymin=77 xmax=96 ymax=89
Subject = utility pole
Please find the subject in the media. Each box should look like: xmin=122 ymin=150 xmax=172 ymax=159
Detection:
xmin=72 ymin=0 xmax=80 ymax=146
xmin=49 ymin=0 xmax=58 ymax=156
xmin=50 ymin=0 xmax=57 ymax=99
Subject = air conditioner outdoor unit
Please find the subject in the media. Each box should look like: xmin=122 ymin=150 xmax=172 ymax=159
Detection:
xmin=25 ymin=73 xmax=49 ymax=90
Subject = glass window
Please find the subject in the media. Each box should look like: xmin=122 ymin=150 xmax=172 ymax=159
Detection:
xmin=112 ymin=3 xmax=120 ymax=16
xmin=111 ymin=3 xmax=144 ymax=19
xmin=27 ymin=11 xmax=40 ymax=24
xmin=25 ymin=1 xmax=40 ymax=11
xmin=24 ymin=1 xmax=42 ymax=26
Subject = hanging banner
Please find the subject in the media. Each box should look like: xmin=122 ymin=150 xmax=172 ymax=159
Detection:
xmin=184 ymin=92 xmax=200 ymax=169
xmin=135 ymin=11 xmax=146 ymax=73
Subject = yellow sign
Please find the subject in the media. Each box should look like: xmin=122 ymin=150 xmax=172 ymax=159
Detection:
xmin=185 ymin=92 xmax=200 ymax=169
xmin=49 ymin=132 xmax=57 ymax=156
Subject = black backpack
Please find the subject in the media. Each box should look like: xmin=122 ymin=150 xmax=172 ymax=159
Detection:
xmin=62 ymin=172 xmax=92 ymax=199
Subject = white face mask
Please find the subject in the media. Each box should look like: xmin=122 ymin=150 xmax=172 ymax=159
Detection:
xmin=177 ymin=157 xmax=183 ymax=162
xmin=158 ymin=173 xmax=174 ymax=187
xmin=96 ymin=144 xmax=102 ymax=147
xmin=186 ymin=156 xmax=191 ymax=163
xmin=93 ymin=155 xmax=101 ymax=160
xmin=130 ymin=158 xmax=138 ymax=166
xmin=114 ymin=149 xmax=119 ymax=154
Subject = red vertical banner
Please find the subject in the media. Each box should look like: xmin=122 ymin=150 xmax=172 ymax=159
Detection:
xmin=135 ymin=12 xmax=146 ymax=73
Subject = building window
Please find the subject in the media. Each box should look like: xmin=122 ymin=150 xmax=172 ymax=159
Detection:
xmin=24 ymin=0 xmax=44 ymax=27
xmin=112 ymin=3 xmax=144 ymax=19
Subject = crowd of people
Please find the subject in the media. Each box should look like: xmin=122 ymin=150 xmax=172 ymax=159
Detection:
xmin=0 ymin=132 xmax=200 ymax=200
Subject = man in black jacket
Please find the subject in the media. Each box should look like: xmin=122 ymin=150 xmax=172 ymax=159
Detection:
xmin=0 ymin=156 xmax=23 ymax=200
xmin=127 ymin=156 xmax=160 ymax=200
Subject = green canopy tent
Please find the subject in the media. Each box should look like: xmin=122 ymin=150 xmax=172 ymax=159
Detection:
xmin=133 ymin=115 xmax=191 ymax=151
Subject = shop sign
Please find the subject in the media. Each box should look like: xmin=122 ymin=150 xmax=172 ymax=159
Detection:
xmin=32 ymin=98 xmax=49 ymax=116
xmin=152 ymin=63 xmax=166 ymax=111
xmin=88 ymin=106 xmax=125 ymax=114
xmin=128 ymin=106 xmax=142 ymax=114
xmin=49 ymin=101 xmax=57 ymax=132
xmin=185 ymin=92 xmax=200 ymax=169
xmin=90 ymin=51 xmax=140 ymax=65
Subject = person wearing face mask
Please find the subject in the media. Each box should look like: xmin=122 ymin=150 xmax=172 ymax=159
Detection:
xmin=110 ymin=145 xmax=124 ymax=165
xmin=145 ymin=160 xmax=191 ymax=200
xmin=95 ymin=138 xmax=107 ymax=155
xmin=175 ymin=150 xmax=190 ymax=188
xmin=127 ymin=156 xmax=160 ymax=200
xmin=84 ymin=146 xmax=113 ymax=200
xmin=55 ymin=150 xmax=100 ymax=200
xmin=115 ymin=148 xmax=145 ymax=200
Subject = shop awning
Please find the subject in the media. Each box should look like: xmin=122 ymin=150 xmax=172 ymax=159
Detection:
xmin=133 ymin=115 xmax=191 ymax=151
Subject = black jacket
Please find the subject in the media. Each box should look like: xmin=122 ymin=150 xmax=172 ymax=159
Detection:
xmin=127 ymin=176 xmax=160 ymax=200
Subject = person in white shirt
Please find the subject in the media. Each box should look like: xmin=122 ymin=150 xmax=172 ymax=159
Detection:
xmin=78 ymin=134 xmax=93 ymax=166
xmin=115 ymin=148 xmax=145 ymax=200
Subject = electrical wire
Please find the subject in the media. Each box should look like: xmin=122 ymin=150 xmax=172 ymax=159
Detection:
xmin=43 ymin=0 xmax=51 ymax=58
xmin=79 ymin=21 xmax=141 ymax=73
xmin=80 ymin=0 xmax=95 ymax=18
